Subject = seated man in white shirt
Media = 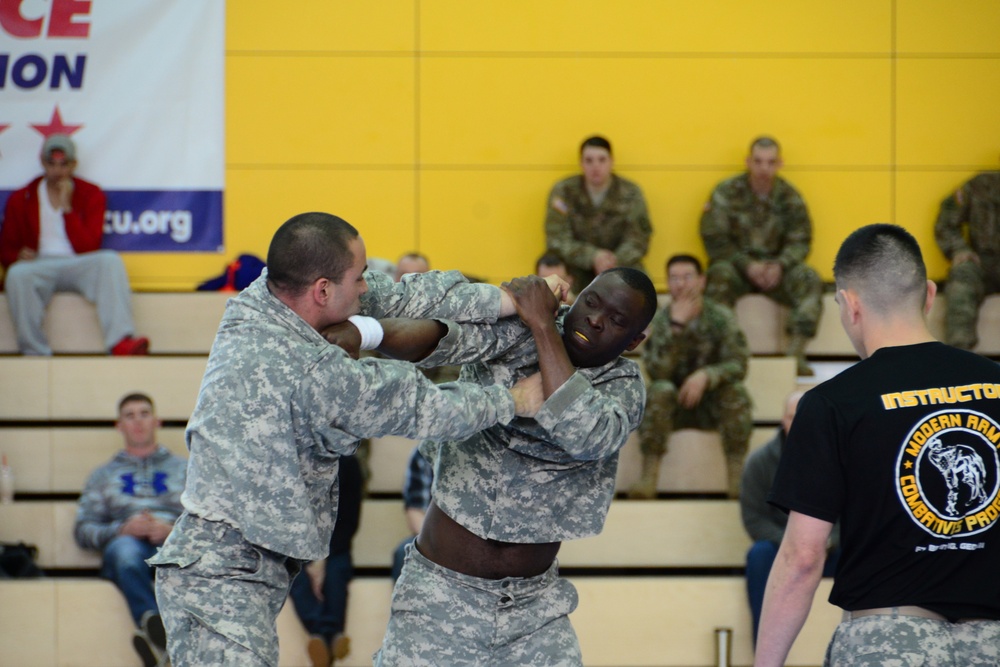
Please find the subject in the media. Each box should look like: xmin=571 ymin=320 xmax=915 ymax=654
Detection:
xmin=0 ymin=134 xmax=149 ymax=355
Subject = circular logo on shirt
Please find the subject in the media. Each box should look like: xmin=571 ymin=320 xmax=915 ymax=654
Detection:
xmin=895 ymin=409 xmax=1000 ymax=538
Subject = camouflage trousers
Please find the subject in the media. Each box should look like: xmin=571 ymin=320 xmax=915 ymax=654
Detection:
xmin=943 ymin=259 xmax=1000 ymax=349
xmin=705 ymin=260 xmax=823 ymax=337
xmin=150 ymin=513 xmax=301 ymax=667
xmin=824 ymin=614 xmax=1000 ymax=666
xmin=375 ymin=543 xmax=582 ymax=667
xmin=638 ymin=379 xmax=753 ymax=496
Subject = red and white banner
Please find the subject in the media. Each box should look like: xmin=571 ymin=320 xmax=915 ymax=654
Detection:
xmin=0 ymin=0 xmax=225 ymax=252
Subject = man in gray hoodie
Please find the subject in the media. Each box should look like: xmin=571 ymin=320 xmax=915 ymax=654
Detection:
xmin=75 ymin=392 xmax=185 ymax=667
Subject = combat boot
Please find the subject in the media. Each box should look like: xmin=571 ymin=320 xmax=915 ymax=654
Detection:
xmin=786 ymin=334 xmax=814 ymax=377
xmin=628 ymin=454 xmax=661 ymax=499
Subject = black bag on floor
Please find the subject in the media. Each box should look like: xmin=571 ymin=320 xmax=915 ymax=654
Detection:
xmin=0 ymin=542 xmax=43 ymax=578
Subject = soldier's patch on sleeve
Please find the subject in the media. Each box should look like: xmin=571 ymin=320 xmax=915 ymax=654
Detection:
xmin=703 ymin=201 xmax=712 ymax=212
xmin=551 ymin=197 xmax=568 ymax=215
xmin=955 ymin=188 xmax=965 ymax=206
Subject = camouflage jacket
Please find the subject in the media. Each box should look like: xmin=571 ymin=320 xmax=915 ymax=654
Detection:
xmin=934 ymin=172 xmax=1000 ymax=261
xmin=174 ymin=269 xmax=513 ymax=561
xmin=700 ymin=173 xmax=812 ymax=271
xmin=642 ymin=298 xmax=749 ymax=389
xmin=417 ymin=307 xmax=645 ymax=543
xmin=544 ymin=174 xmax=652 ymax=287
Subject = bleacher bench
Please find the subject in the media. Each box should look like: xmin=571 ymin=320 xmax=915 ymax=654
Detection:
xmin=0 ymin=292 xmax=229 ymax=355
xmin=0 ymin=424 xmax=778 ymax=499
xmin=5 ymin=290 xmax=1000 ymax=358
xmin=0 ymin=499 xmax=751 ymax=571
xmin=0 ymin=575 xmax=840 ymax=667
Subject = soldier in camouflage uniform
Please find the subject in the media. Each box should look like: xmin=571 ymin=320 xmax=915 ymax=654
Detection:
xmin=148 ymin=213 xmax=540 ymax=667
xmin=629 ymin=254 xmax=752 ymax=500
xmin=934 ymin=171 xmax=1000 ymax=350
xmin=364 ymin=269 xmax=658 ymax=666
xmin=699 ymin=136 xmax=823 ymax=376
xmin=544 ymin=135 xmax=652 ymax=289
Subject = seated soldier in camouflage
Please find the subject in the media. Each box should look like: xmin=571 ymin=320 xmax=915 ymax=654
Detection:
xmin=934 ymin=170 xmax=1000 ymax=350
xmin=699 ymin=136 xmax=823 ymax=376
xmin=629 ymin=254 xmax=753 ymax=499
xmin=336 ymin=269 xmax=657 ymax=666
xmin=544 ymin=135 xmax=653 ymax=289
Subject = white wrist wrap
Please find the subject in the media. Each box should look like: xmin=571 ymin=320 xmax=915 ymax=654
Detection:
xmin=347 ymin=315 xmax=384 ymax=350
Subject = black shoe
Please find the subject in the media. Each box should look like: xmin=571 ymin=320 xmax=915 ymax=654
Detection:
xmin=141 ymin=611 xmax=168 ymax=652
xmin=133 ymin=631 xmax=159 ymax=667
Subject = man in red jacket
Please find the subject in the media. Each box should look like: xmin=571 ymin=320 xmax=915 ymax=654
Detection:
xmin=0 ymin=135 xmax=149 ymax=355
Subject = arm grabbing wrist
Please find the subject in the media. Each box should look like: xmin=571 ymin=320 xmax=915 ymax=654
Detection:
xmin=499 ymin=274 xmax=570 ymax=317
xmin=502 ymin=276 xmax=575 ymax=398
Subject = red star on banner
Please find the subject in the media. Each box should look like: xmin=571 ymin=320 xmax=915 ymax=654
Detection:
xmin=30 ymin=106 xmax=83 ymax=138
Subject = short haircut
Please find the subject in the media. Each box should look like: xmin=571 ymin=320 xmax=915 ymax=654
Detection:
xmin=603 ymin=267 xmax=658 ymax=330
xmin=266 ymin=212 xmax=360 ymax=296
xmin=749 ymin=135 xmax=781 ymax=154
xmin=536 ymin=250 xmax=567 ymax=272
xmin=834 ymin=223 xmax=927 ymax=313
xmin=666 ymin=254 xmax=703 ymax=275
xmin=580 ymin=135 xmax=612 ymax=156
xmin=118 ymin=392 xmax=154 ymax=414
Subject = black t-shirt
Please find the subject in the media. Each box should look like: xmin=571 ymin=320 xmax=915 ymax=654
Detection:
xmin=770 ymin=342 xmax=1000 ymax=620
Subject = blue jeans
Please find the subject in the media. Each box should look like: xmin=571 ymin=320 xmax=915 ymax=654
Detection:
xmin=102 ymin=535 xmax=159 ymax=626
xmin=746 ymin=540 xmax=840 ymax=644
xmin=289 ymin=550 xmax=353 ymax=642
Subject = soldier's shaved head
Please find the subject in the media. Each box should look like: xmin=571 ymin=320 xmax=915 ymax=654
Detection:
xmin=749 ymin=136 xmax=781 ymax=155
xmin=267 ymin=212 xmax=360 ymax=296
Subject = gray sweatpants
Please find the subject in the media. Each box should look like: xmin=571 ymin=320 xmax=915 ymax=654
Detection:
xmin=376 ymin=543 xmax=582 ymax=667
xmin=4 ymin=250 xmax=135 ymax=354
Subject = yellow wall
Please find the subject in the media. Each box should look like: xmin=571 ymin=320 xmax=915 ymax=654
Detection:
xmin=126 ymin=1 xmax=1000 ymax=290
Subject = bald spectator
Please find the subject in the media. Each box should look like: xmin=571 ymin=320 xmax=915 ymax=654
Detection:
xmin=393 ymin=252 xmax=430 ymax=282
xmin=700 ymin=136 xmax=822 ymax=376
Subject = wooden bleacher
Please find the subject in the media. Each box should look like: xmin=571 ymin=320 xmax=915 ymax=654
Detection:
xmin=2 ymin=427 xmax=783 ymax=498
xmin=0 ymin=500 xmax=752 ymax=573
xmin=0 ymin=291 xmax=885 ymax=666
xmin=6 ymin=290 xmax=1000 ymax=358
xmin=737 ymin=291 xmax=1000 ymax=357
xmin=0 ymin=577 xmax=841 ymax=667
xmin=0 ymin=351 xmax=793 ymax=497
xmin=0 ymin=500 xmax=840 ymax=667
xmin=0 ymin=293 xmax=230 ymax=355
xmin=0 ymin=355 xmax=793 ymax=424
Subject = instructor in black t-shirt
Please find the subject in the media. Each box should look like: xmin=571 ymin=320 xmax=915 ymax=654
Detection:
xmin=756 ymin=224 xmax=1000 ymax=667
